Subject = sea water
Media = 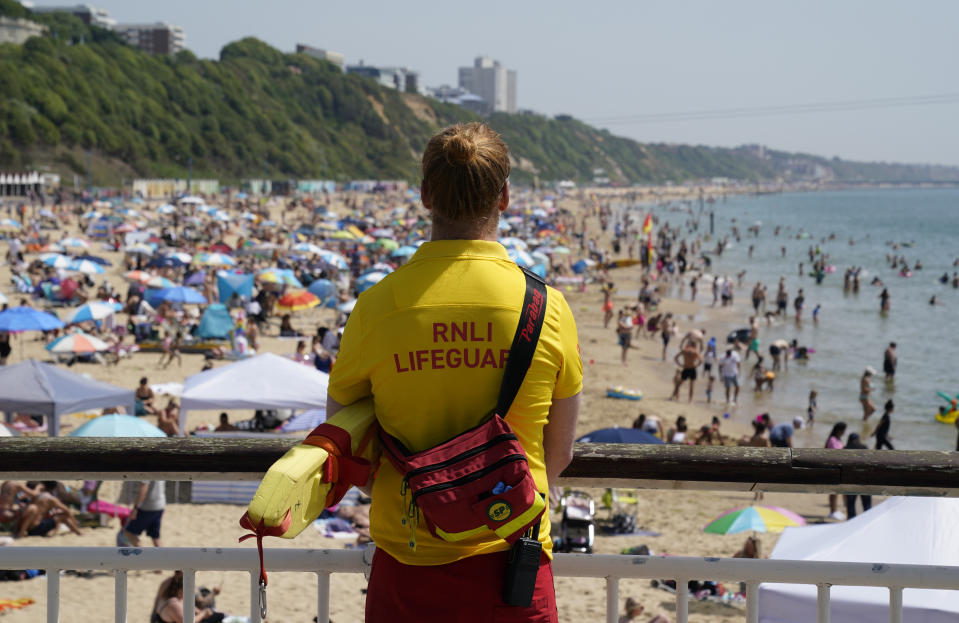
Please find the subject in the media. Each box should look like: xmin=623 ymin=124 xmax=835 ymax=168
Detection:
xmin=660 ymin=188 xmax=958 ymax=450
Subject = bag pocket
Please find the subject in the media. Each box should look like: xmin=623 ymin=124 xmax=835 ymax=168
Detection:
xmin=413 ymin=453 xmax=543 ymax=543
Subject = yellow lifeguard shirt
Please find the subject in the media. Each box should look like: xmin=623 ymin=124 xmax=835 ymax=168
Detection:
xmin=328 ymin=240 xmax=583 ymax=566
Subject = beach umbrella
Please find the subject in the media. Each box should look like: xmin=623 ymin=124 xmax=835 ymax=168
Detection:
xmin=258 ymin=268 xmax=303 ymax=288
xmin=39 ymin=242 xmax=65 ymax=253
xmin=338 ymin=298 xmax=357 ymax=313
xmin=123 ymin=270 xmax=152 ymax=284
xmin=531 ymin=251 xmax=550 ymax=266
xmin=167 ymin=251 xmax=193 ymax=265
xmin=508 ymin=249 xmax=535 ymax=268
xmin=123 ymin=243 xmax=155 ymax=256
xmin=703 ymin=505 xmax=806 ymax=535
xmin=291 ymin=242 xmax=324 ymax=255
xmin=0 ymin=218 xmax=21 ymax=231
xmin=147 ymin=256 xmax=184 ymax=269
xmin=281 ymin=408 xmax=326 ymax=432
xmin=366 ymin=263 xmax=394 ymax=275
xmin=497 ymin=220 xmax=512 ymax=231
xmin=391 ymin=245 xmax=417 ymax=259
xmin=60 ymin=237 xmax=90 ymax=250
xmin=317 ymin=250 xmax=349 ymax=270
xmin=156 ymin=204 xmax=176 ymax=215
xmin=356 ymin=271 xmax=387 ymax=293
xmin=0 ymin=307 xmax=65 ymax=332
xmin=184 ymin=270 xmax=207 ymax=286
xmin=76 ymin=254 xmax=112 ymax=266
xmin=552 ymin=246 xmax=571 ymax=255
xmin=145 ymin=275 xmax=176 ymax=289
xmin=0 ymin=291 xmax=7 ymax=305
xmin=46 ymin=332 xmax=110 ymax=354
xmin=373 ymin=238 xmax=399 ymax=251
xmin=41 ymin=253 xmax=71 ymax=269
xmin=499 ymin=237 xmax=528 ymax=251
xmin=178 ymin=196 xmax=204 ymax=205
xmin=67 ymin=259 xmax=105 ymax=275
xmin=276 ymin=289 xmax=320 ymax=312
xmin=63 ymin=302 xmax=119 ymax=324
xmin=114 ymin=223 xmax=136 ymax=234
xmin=576 ymin=427 xmax=664 ymax=444
xmin=306 ymin=279 xmax=336 ymax=301
xmin=81 ymin=210 xmax=102 ymax=220
xmin=154 ymin=286 xmax=207 ymax=304
xmin=68 ymin=414 xmax=166 ymax=438
xmin=330 ymin=230 xmax=355 ymax=240
xmin=194 ymin=252 xmax=236 ymax=267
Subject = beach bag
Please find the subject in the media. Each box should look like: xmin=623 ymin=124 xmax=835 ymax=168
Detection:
xmin=379 ymin=269 xmax=548 ymax=549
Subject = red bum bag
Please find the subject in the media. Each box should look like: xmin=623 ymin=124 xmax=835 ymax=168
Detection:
xmin=379 ymin=269 xmax=548 ymax=550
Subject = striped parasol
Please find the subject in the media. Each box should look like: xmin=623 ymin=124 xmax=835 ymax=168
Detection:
xmin=46 ymin=332 xmax=110 ymax=354
xmin=704 ymin=505 xmax=806 ymax=535
xmin=276 ymin=289 xmax=320 ymax=312
xmin=194 ymin=252 xmax=236 ymax=267
xmin=63 ymin=302 xmax=121 ymax=324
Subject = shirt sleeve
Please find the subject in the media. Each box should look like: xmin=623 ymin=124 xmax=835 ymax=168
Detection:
xmin=327 ymin=308 xmax=372 ymax=405
xmin=551 ymin=290 xmax=583 ymax=400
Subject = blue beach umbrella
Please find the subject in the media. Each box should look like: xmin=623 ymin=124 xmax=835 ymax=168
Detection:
xmin=508 ymin=249 xmax=535 ymax=268
xmin=576 ymin=427 xmax=664 ymax=444
xmin=307 ymin=278 xmax=336 ymax=301
xmin=355 ymin=271 xmax=387 ymax=293
xmin=67 ymin=259 xmax=106 ymax=275
xmin=0 ymin=307 xmax=65 ymax=332
xmin=68 ymin=414 xmax=166 ymax=438
xmin=390 ymin=245 xmax=417 ymax=259
xmin=154 ymin=286 xmax=207 ymax=304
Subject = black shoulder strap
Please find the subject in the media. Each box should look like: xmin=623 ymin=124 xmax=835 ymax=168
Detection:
xmin=495 ymin=268 xmax=547 ymax=418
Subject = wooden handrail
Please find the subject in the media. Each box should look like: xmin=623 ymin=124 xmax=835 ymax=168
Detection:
xmin=4 ymin=438 xmax=958 ymax=495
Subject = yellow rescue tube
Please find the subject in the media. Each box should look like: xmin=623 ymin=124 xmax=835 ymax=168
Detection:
xmin=244 ymin=398 xmax=379 ymax=539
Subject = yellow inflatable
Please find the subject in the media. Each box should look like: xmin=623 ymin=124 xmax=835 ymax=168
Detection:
xmin=936 ymin=410 xmax=959 ymax=424
xmin=241 ymin=398 xmax=379 ymax=540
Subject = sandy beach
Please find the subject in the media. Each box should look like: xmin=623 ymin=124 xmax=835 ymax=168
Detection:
xmin=0 ymin=187 xmax=849 ymax=622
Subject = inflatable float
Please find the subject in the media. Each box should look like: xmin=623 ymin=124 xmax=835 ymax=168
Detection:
xmin=607 ymin=387 xmax=643 ymax=401
xmin=936 ymin=410 xmax=959 ymax=424
xmin=898 ymin=271 xmax=913 ymax=278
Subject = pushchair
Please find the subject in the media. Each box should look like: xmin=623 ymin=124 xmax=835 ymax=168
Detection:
xmin=556 ymin=490 xmax=595 ymax=553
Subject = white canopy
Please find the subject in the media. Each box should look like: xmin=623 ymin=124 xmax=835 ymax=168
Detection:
xmin=0 ymin=360 xmax=134 ymax=437
xmin=180 ymin=353 xmax=328 ymax=435
xmin=759 ymin=497 xmax=959 ymax=623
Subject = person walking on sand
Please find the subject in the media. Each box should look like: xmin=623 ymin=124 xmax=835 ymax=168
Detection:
xmin=671 ymin=342 xmax=703 ymax=402
xmin=872 ymin=399 xmax=895 ymax=449
xmin=860 ymin=367 xmax=876 ymax=420
xmin=719 ymin=348 xmax=741 ymax=405
xmin=883 ymin=342 xmax=897 ymax=383
xmin=616 ymin=309 xmax=634 ymax=366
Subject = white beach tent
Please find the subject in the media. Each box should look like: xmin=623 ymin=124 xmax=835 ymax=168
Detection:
xmin=0 ymin=359 xmax=134 ymax=437
xmin=759 ymin=497 xmax=959 ymax=623
xmin=179 ymin=353 xmax=329 ymax=435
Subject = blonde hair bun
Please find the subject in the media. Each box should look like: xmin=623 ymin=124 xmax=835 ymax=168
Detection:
xmin=444 ymin=133 xmax=477 ymax=166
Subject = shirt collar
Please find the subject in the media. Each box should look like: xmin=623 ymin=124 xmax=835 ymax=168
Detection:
xmin=408 ymin=239 xmax=510 ymax=263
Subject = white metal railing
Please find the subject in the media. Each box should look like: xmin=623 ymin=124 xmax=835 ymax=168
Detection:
xmin=3 ymin=546 xmax=958 ymax=623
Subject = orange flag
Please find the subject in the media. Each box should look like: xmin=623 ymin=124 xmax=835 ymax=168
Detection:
xmin=642 ymin=213 xmax=653 ymax=234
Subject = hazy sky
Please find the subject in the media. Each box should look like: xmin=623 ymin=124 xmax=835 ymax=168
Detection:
xmin=31 ymin=0 xmax=959 ymax=166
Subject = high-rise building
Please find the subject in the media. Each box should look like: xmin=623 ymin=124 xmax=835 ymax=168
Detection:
xmin=457 ymin=56 xmax=517 ymax=115
xmin=114 ymin=22 xmax=185 ymax=55
xmin=30 ymin=4 xmax=115 ymax=29
xmin=295 ymin=44 xmax=345 ymax=71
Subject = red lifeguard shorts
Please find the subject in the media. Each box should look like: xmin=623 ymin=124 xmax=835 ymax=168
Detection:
xmin=365 ymin=547 xmax=557 ymax=622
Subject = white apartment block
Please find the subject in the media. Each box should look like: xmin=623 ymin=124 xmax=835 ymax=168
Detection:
xmin=458 ymin=56 xmax=517 ymax=115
